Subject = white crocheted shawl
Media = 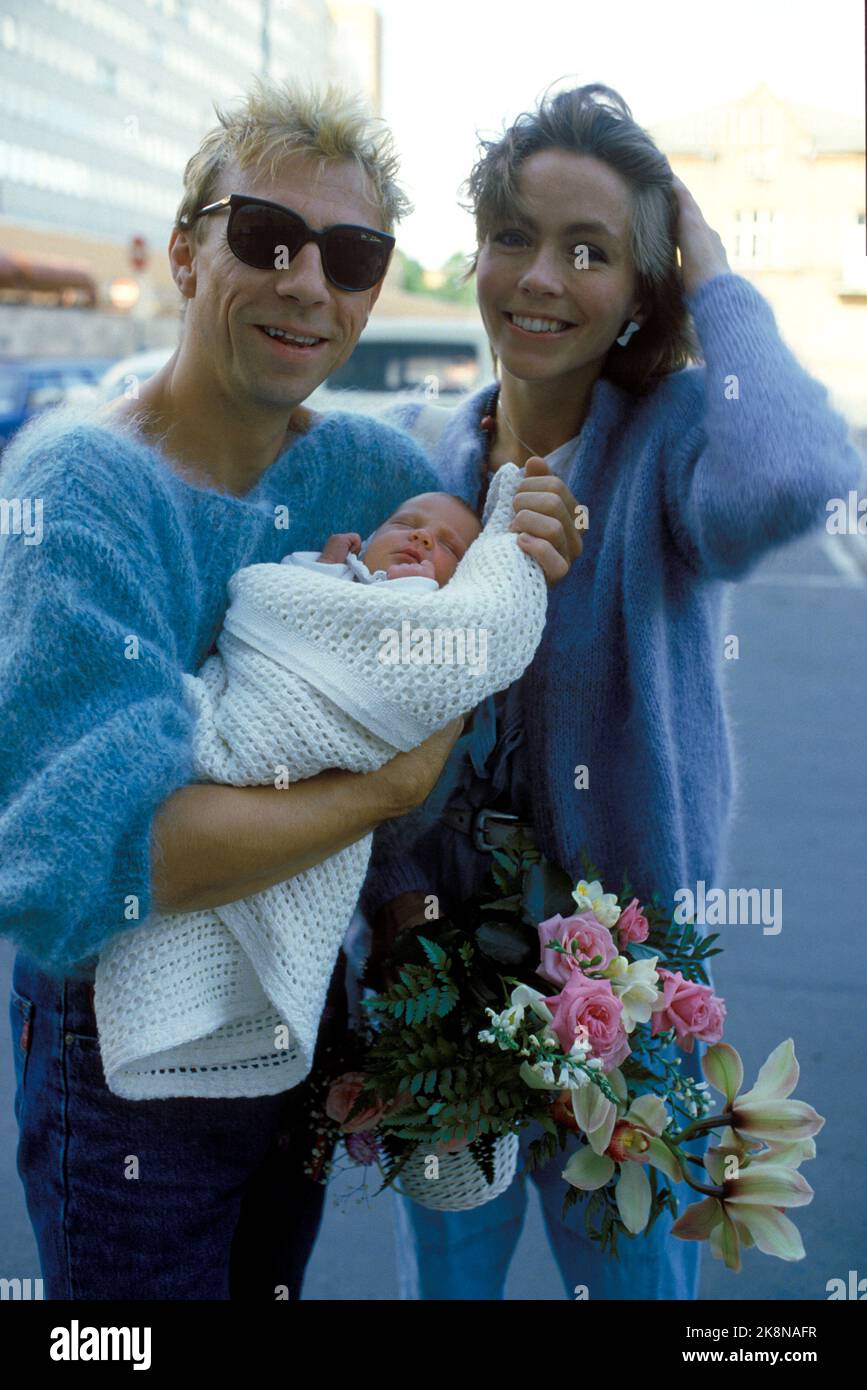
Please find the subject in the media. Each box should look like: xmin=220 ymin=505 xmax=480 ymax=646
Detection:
xmin=94 ymin=462 xmax=547 ymax=1098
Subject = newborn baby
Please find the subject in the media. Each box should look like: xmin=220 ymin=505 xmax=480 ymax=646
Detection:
xmin=94 ymin=464 xmax=548 ymax=1102
xmin=303 ymin=491 xmax=482 ymax=586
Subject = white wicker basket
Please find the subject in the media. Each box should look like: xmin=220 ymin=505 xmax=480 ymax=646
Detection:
xmin=390 ymin=1133 xmax=519 ymax=1211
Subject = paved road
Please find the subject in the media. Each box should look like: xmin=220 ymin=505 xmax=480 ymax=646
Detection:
xmin=1 ymin=529 xmax=864 ymax=1301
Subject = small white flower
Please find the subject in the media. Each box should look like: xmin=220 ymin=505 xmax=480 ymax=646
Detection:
xmin=490 ymin=984 xmax=554 ymax=1040
xmin=571 ymin=878 xmax=622 ymax=928
xmin=538 ymin=1061 xmax=556 ymax=1084
xmin=609 ymin=957 xmax=662 ymax=1032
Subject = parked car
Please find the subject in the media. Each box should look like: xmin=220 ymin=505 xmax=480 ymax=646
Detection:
xmin=93 ymin=317 xmax=492 ymax=415
xmin=307 ymin=316 xmax=491 ymax=414
xmin=0 ymin=356 xmax=117 ymax=447
xmin=95 ymin=348 xmax=177 ymax=404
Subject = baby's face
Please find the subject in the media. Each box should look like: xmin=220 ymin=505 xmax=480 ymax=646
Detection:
xmin=364 ymin=492 xmax=481 ymax=586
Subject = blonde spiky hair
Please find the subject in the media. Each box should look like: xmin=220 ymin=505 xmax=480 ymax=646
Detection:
xmin=175 ymin=76 xmax=412 ymax=240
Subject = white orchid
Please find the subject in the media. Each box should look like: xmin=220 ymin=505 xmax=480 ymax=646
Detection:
xmin=571 ymin=878 xmax=622 ymax=928
xmin=670 ymin=1040 xmax=825 ymax=1269
xmin=563 ymin=1087 xmax=678 ymax=1234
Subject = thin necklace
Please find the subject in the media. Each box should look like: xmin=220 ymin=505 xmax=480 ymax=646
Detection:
xmin=496 ymin=396 xmax=543 ymax=461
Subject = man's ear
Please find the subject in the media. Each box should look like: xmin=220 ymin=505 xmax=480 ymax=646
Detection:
xmin=169 ymin=226 xmax=197 ymax=301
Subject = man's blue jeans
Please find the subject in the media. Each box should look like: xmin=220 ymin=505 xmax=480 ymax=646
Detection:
xmin=390 ymin=1119 xmax=702 ymax=1300
xmin=8 ymin=947 xmax=347 ymax=1300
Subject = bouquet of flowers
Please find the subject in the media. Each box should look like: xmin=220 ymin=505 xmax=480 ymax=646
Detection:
xmin=309 ymin=835 xmax=823 ymax=1270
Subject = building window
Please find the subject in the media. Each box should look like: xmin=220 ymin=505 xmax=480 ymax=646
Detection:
xmin=732 ymin=208 xmax=777 ymax=268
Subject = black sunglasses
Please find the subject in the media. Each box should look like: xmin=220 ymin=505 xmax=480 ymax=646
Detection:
xmin=179 ymin=193 xmax=395 ymax=293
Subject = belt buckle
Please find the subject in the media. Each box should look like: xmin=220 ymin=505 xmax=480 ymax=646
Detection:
xmin=472 ymin=808 xmax=520 ymax=853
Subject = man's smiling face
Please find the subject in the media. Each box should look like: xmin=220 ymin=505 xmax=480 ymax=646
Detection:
xmin=174 ymin=149 xmax=387 ymax=412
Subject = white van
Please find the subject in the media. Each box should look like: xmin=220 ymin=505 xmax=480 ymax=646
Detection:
xmin=94 ymin=317 xmax=492 ymax=415
xmin=307 ymin=316 xmax=492 ymax=415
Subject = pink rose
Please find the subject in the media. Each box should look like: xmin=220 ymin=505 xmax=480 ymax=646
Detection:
xmin=537 ymin=912 xmax=618 ymax=987
xmin=617 ymin=897 xmax=649 ymax=946
xmin=345 ymin=1131 xmax=380 ymax=1166
xmin=325 ymin=1072 xmax=389 ymax=1133
xmin=651 ymin=969 xmax=726 ymax=1053
xmin=546 ymin=973 xmax=631 ymax=1071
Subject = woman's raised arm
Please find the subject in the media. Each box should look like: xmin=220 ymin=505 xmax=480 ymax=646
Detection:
xmin=663 ymin=181 xmax=861 ymax=579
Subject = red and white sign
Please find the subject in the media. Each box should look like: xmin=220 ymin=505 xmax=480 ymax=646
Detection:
xmin=129 ymin=235 xmax=148 ymax=272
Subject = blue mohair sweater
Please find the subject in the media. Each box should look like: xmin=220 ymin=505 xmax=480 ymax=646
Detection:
xmin=361 ymin=272 xmax=863 ymax=921
xmin=0 ymin=405 xmax=440 ymax=979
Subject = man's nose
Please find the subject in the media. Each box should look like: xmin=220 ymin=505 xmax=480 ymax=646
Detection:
xmin=273 ymin=240 xmax=330 ymax=302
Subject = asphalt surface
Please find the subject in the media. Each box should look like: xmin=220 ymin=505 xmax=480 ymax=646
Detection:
xmin=1 ymin=526 xmax=864 ymax=1302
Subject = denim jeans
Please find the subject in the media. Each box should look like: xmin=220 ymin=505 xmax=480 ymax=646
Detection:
xmin=390 ymin=1116 xmax=703 ymax=1301
xmin=8 ymin=947 xmax=348 ymax=1301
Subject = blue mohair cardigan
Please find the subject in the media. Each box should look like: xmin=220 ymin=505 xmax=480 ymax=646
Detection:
xmin=361 ymin=272 xmax=863 ymax=921
xmin=0 ymin=405 xmax=440 ymax=979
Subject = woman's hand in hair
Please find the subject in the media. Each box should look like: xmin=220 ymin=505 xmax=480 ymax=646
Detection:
xmin=670 ymin=174 xmax=732 ymax=297
xmin=511 ymin=455 xmax=584 ymax=584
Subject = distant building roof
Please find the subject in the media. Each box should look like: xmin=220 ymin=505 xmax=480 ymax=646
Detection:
xmin=648 ymin=84 xmax=864 ymax=156
xmin=784 ymin=101 xmax=865 ymax=153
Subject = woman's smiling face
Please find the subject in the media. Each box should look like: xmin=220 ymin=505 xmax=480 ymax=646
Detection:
xmin=475 ymin=148 xmax=645 ymax=386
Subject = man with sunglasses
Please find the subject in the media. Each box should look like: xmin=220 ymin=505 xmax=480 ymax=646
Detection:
xmin=1 ymin=79 xmax=582 ymax=1301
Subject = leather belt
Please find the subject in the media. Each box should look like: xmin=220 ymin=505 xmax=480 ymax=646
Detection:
xmin=441 ymin=804 xmax=536 ymax=853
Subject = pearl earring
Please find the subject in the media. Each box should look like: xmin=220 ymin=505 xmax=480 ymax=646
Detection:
xmin=616 ymin=319 xmax=640 ymax=347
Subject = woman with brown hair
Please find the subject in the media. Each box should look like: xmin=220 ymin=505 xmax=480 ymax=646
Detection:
xmin=360 ymin=81 xmax=860 ymax=1299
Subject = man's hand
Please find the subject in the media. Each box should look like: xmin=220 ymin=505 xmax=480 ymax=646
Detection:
xmin=364 ymin=890 xmax=437 ymax=993
xmin=318 ymin=531 xmax=362 ymax=564
xmin=511 ymin=455 xmax=584 ymax=584
xmin=377 ymin=715 xmax=466 ymax=815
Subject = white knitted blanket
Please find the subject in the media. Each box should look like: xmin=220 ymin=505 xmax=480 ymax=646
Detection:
xmin=94 ymin=463 xmax=547 ymax=1099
